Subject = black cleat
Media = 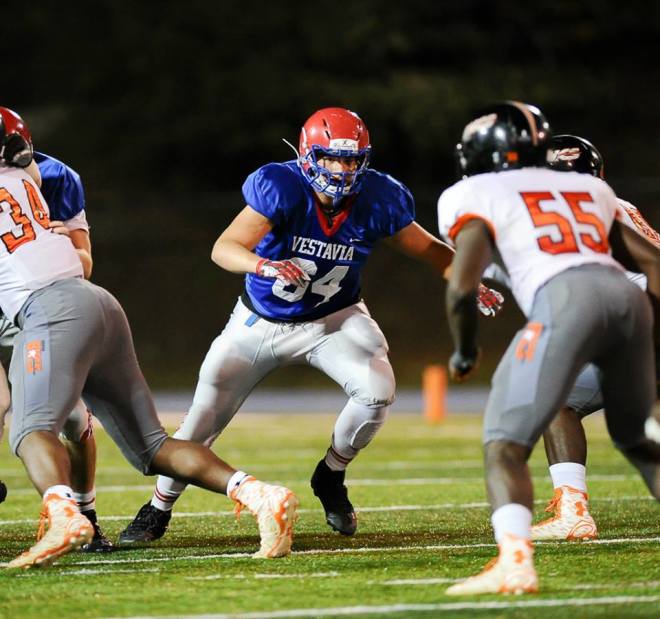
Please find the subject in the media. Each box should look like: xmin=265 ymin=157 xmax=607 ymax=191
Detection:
xmin=0 ymin=479 xmax=6 ymax=504
xmin=81 ymin=509 xmax=114 ymax=552
xmin=118 ymin=502 xmax=171 ymax=544
xmin=310 ymin=459 xmax=357 ymax=535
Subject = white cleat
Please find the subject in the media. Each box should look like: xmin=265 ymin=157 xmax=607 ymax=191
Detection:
xmin=446 ymin=534 xmax=538 ymax=596
xmin=231 ymin=477 xmax=299 ymax=558
xmin=6 ymin=494 xmax=94 ymax=569
xmin=531 ymin=485 xmax=597 ymax=541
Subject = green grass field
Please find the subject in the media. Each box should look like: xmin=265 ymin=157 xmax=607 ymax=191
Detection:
xmin=0 ymin=412 xmax=658 ymax=618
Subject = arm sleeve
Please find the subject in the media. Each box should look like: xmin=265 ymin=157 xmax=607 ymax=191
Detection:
xmin=45 ymin=166 xmax=86 ymax=221
xmin=377 ymin=176 xmax=415 ymax=237
xmin=61 ymin=210 xmax=90 ymax=233
xmin=437 ymin=182 xmax=495 ymax=245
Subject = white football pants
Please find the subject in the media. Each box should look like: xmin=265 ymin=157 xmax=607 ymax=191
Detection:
xmin=154 ymin=298 xmax=395 ymax=502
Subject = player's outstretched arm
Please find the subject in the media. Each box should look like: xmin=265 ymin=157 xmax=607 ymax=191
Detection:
xmin=386 ymin=222 xmax=504 ymax=316
xmin=385 ymin=222 xmax=454 ymax=276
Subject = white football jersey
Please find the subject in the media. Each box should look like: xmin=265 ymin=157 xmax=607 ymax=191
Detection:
xmin=438 ymin=167 xmax=624 ymax=316
xmin=0 ymin=164 xmax=83 ymax=320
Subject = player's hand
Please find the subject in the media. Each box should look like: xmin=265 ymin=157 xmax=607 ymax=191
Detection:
xmin=255 ymin=258 xmax=310 ymax=287
xmin=477 ymin=284 xmax=504 ymax=317
xmin=48 ymin=221 xmax=70 ymax=237
xmin=448 ymin=349 xmax=481 ymax=382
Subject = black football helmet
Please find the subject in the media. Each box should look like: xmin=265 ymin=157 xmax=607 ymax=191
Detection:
xmin=455 ymin=101 xmax=552 ymax=178
xmin=547 ymin=134 xmax=604 ymax=178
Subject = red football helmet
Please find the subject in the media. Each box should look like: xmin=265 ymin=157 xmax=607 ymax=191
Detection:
xmin=298 ymin=107 xmax=371 ymax=203
xmin=0 ymin=106 xmax=33 ymax=168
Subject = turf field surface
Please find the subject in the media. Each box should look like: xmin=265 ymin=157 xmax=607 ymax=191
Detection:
xmin=0 ymin=412 xmax=658 ymax=618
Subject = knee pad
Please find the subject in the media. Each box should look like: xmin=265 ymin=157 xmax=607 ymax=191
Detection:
xmin=350 ymin=418 xmax=384 ymax=450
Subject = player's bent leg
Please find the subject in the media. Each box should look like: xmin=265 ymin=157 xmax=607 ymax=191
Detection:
xmin=120 ymin=318 xmax=275 ymax=544
xmin=60 ymin=401 xmax=114 ymax=552
xmin=6 ymin=432 xmax=93 ymax=569
xmin=308 ymin=301 xmax=395 ymax=535
xmin=619 ymin=441 xmax=660 ymax=500
xmin=0 ymin=365 xmax=9 ymax=504
xmin=448 ymin=441 xmax=537 ymax=595
xmin=150 ymin=438 xmax=299 ymax=558
xmin=533 ymin=406 xmax=597 ymax=541
xmin=312 ymin=400 xmax=390 ymax=535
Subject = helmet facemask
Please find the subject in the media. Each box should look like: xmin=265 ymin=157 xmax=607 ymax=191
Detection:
xmin=299 ymin=142 xmax=371 ymax=207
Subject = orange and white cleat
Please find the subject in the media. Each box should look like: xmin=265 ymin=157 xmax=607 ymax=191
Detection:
xmin=5 ymin=494 xmax=94 ymax=569
xmin=446 ymin=534 xmax=538 ymax=596
xmin=531 ymin=485 xmax=597 ymax=541
xmin=231 ymin=477 xmax=299 ymax=558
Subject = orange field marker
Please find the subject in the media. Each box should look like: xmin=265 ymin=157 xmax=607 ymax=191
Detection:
xmin=423 ymin=364 xmax=447 ymax=424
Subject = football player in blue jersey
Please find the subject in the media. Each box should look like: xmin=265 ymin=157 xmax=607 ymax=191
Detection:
xmin=0 ymin=106 xmax=111 ymax=551
xmin=119 ymin=107 xmax=504 ymax=543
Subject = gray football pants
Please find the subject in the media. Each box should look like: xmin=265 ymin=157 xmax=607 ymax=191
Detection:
xmin=484 ymin=265 xmax=655 ymax=450
xmin=8 ymin=278 xmax=167 ymax=473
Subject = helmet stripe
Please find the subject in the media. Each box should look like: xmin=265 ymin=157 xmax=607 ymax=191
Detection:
xmin=509 ymin=100 xmax=538 ymax=146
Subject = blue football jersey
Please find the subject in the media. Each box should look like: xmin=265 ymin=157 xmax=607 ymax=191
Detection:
xmin=242 ymin=161 xmax=415 ymax=321
xmin=33 ymin=152 xmax=86 ymax=221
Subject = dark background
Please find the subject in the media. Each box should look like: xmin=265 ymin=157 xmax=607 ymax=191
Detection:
xmin=5 ymin=1 xmax=659 ymax=388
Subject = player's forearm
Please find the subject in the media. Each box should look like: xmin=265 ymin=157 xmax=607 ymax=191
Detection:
xmin=76 ymin=249 xmax=93 ymax=279
xmin=211 ymin=238 xmax=260 ymax=274
xmin=446 ymin=285 xmax=480 ymax=357
xmin=419 ymin=241 xmax=454 ymax=277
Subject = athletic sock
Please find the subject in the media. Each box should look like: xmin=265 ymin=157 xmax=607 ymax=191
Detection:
xmin=226 ymin=470 xmax=251 ymax=496
xmin=549 ymin=462 xmax=587 ymax=493
xmin=43 ymin=485 xmax=75 ymax=501
xmin=491 ymin=503 xmax=532 ymax=543
xmin=151 ymin=481 xmax=184 ymax=512
xmin=72 ymin=489 xmax=96 ymax=512
xmin=324 ymin=445 xmax=353 ymax=472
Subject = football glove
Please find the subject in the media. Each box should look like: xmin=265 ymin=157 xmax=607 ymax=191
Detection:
xmin=477 ymin=284 xmax=504 ymax=317
xmin=255 ymin=258 xmax=310 ymax=287
xmin=448 ymin=349 xmax=481 ymax=382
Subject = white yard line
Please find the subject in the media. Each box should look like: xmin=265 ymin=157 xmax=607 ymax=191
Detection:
xmin=49 ymin=536 xmax=660 ymax=568
xmin=376 ymin=577 xmax=461 ymax=585
xmin=100 ymin=595 xmax=660 ymax=618
xmin=0 ymin=495 xmax=653 ymax=527
xmin=0 ymin=473 xmax=640 ymax=496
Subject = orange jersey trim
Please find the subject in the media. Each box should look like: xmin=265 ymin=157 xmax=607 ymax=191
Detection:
xmin=447 ymin=214 xmax=496 ymax=243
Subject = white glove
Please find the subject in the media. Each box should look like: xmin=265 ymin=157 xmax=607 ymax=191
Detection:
xmin=255 ymin=258 xmax=311 ymax=287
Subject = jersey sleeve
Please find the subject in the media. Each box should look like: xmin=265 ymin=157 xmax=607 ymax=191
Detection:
xmin=616 ymin=198 xmax=660 ymax=245
xmin=382 ymin=177 xmax=415 ymax=236
xmin=61 ymin=210 xmax=90 ymax=233
xmin=42 ymin=165 xmax=86 ymax=221
xmin=437 ymin=180 xmax=495 ymax=247
xmin=241 ymin=163 xmax=302 ymax=226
